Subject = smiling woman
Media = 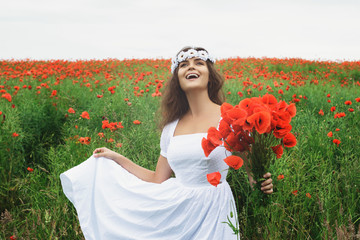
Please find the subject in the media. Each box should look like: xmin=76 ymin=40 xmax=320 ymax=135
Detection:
xmin=60 ymin=46 xmax=273 ymax=240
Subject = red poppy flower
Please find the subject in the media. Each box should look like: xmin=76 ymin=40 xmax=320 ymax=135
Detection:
xmin=202 ymin=138 xmax=216 ymax=157
xmin=12 ymin=132 xmax=19 ymax=137
xmin=224 ymin=155 xmax=244 ymax=170
xmin=97 ymin=94 xmax=103 ymax=98
xmin=98 ymin=132 xmax=105 ymax=138
xmin=306 ymin=193 xmax=311 ymax=198
xmin=356 ymin=97 xmax=360 ymax=102
xmin=285 ymin=103 xmax=296 ymax=118
xmin=327 ymin=100 xmax=331 ymax=103
xmin=207 ymin=172 xmax=221 ymax=187
xmin=133 ymin=120 xmax=141 ymax=125
xmin=0 ymin=111 xmax=2 ymax=115
xmin=271 ymin=144 xmax=284 ymax=158
xmin=80 ymin=111 xmax=90 ymax=119
xmin=79 ymin=137 xmax=91 ymax=145
xmin=327 ymin=131 xmax=333 ymax=137
xmin=335 ymin=128 xmax=340 ymax=131
xmin=283 ymin=132 xmax=297 ymax=147
xmin=277 ymin=174 xmax=284 ymax=180
xmin=1 ymin=93 xmax=12 ymax=102
xmin=10 ymin=235 xmax=16 ymax=240
xmin=207 ymin=127 xmax=223 ymax=146
xmin=333 ymin=139 xmax=341 ymax=146
xmin=51 ymin=90 xmax=57 ymax=97
xmin=218 ymin=120 xmax=232 ymax=138
xmin=246 ymin=111 xmax=271 ymax=134
xmin=261 ymin=93 xmax=278 ymax=106
xmin=273 ymin=121 xmax=292 ymax=139
xmin=68 ymin=108 xmax=75 ymax=114
xmin=27 ymin=167 xmax=34 ymax=172
xmin=330 ymin=106 xmax=336 ymax=112
xmin=318 ymin=109 xmax=324 ymax=116
xmin=327 ymin=94 xmax=331 ymax=98
xmin=348 ymin=108 xmax=354 ymax=112
xmin=292 ymin=190 xmax=298 ymax=196
xmin=344 ymin=100 xmax=352 ymax=105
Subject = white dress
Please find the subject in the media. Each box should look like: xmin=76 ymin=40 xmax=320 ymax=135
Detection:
xmin=60 ymin=119 xmax=238 ymax=240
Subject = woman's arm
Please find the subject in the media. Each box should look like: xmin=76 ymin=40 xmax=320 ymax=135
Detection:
xmin=93 ymin=147 xmax=173 ymax=184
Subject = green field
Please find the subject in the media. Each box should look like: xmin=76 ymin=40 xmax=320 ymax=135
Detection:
xmin=1 ymin=58 xmax=359 ymax=239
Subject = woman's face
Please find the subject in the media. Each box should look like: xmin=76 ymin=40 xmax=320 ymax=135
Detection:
xmin=177 ymin=57 xmax=210 ymax=93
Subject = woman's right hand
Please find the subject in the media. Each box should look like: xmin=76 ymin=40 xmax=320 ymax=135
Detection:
xmin=93 ymin=147 xmax=119 ymax=161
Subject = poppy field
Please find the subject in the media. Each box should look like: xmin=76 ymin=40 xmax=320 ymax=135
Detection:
xmin=0 ymin=57 xmax=359 ymax=239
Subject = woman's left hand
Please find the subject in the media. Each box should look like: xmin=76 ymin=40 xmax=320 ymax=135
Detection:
xmin=261 ymin=172 xmax=273 ymax=194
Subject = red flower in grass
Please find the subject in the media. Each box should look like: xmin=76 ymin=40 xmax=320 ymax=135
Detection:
xmin=277 ymin=174 xmax=284 ymax=180
xmin=335 ymin=128 xmax=340 ymax=131
xmin=318 ymin=109 xmax=324 ymax=116
xmin=79 ymin=137 xmax=91 ymax=145
xmin=356 ymin=97 xmax=360 ymax=102
xmin=330 ymin=106 xmax=336 ymax=112
xmin=80 ymin=111 xmax=90 ymax=119
xmin=333 ymin=139 xmax=341 ymax=146
xmin=306 ymin=193 xmax=311 ymax=198
xmin=271 ymin=144 xmax=284 ymax=158
xmin=283 ymin=133 xmax=297 ymax=148
xmin=224 ymin=155 xmax=244 ymax=170
xmin=133 ymin=120 xmax=141 ymax=125
xmin=326 ymin=94 xmax=331 ymax=98
xmin=12 ymin=132 xmax=19 ymax=137
xmin=327 ymin=131 xmax=333 ymax=137
xmin=348 ymin=108 xmax=354 ymax=112
xmin=292 ymin=190 xmax=298 ymax=196
xmin=51 ymin=90 xmax=57 ymax=97
xmin=1 ymin=93 xmax=12 ymax=102
xmin=344 ymin=100 xmax=352 ymax=105
xmin=68 ymin=108 xmax=75 ymax=114
xmin=207 ymin=172 xmax=221 ymax=187
xmin=27 ymin=167 xmax=34 ymax=172
xmin=9 ymin=235 xmax=16 ymax=240
xmin=0 ymin=111 xmax=2 ymax=115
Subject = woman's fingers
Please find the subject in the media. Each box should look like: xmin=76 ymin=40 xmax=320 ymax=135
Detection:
xmin=263 ymin=172 xmax=271 ymax=179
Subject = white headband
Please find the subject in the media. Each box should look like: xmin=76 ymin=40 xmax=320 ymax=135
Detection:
xmin=171 ymin=48 xmax=215 ymax=74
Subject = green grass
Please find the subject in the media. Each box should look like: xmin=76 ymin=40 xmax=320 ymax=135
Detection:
xmin=0 ymin=58 xmax=359 ymax=239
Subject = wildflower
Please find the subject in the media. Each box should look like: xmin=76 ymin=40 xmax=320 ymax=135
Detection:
xmin=98 ymin=132 xmax=105 ymax=138
xmin=278 ymin=89 xmax=284 ymax=94
xmin=1 ymin=93 xmax=12 ymax=102
xmin=12 ymin=132 xmax=19 ymax=137
xmin=0 ymin=111 xmax=2 ymax=115
xmin=327 ymin=100 xmax=331 ymax=103
xmin=335 ymin=128 xmax=340 ymax=131
xmin=133 ymin=120 xmax=141 ymax=125
xmin=207 ymin=172 xmax=221 ymax=187
xmin=318 ymin=109 xmax=324 ymax=116
xmin=80 ymin=111 xmax=90 ymax=119
xmin=68 ymin=108 xmax=75 ymax=114
xmin=223 ymin=155 xmax=243 ymax=170
xmin=79 ymin=137 xmax=91 ymax=145
xmin=277 ymin=174 xmax=284 ymax=180
xmin=327 ymin=94 xmax=331 ymax=98
xmin=27 ymin=167 xmax=34 ymax=172
xmin=97 ymin=94 xmax=103 ymax=98
xmin=116 ymin=143 xmax=123 ymax=148
xmin=348 ymin=108 xmax=354 ymax=112
xmin=283 ymin=133 xmax=297 ymax=148
xmin=306 ymin=193 xmax=311 ymax=198
xmin=51 ymin=90 xmax=57 ymax=97
xmin=330 ymin=106 xmax=336 ymax=112
xmin=237 ymin=91 xmax=243 ymax=97
xmin=292 ymin=190 xmax=298 ymax=196
xmin=344 ymin=100 xmax=352 ymax=105
xmin=333 ymin=139 xmax=341 ymax=146
xmin=327 ymin=131 xmax=333 ymax=137
xmin=356 ymin=97 xmax=360 ymax=102
xmin=271 ymin=144 xmax=284 ymax=158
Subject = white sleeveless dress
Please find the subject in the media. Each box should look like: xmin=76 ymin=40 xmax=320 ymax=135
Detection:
xmin=60 ymin=119 xmax=238 ymax=240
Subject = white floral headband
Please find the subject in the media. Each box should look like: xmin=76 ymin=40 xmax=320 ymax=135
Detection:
xmin=171 ymin=48 xmax=215 ymax=74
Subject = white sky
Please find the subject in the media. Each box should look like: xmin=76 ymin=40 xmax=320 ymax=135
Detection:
xmin=0 ymin=0 xmax=359 ymax=61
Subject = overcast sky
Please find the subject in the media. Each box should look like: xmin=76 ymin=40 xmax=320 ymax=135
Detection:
xmin=0 ymin=0 xmax=359 ymax=61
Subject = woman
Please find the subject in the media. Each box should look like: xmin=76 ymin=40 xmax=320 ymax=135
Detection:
xmin=60 ymin=46 xmax=273 ymax=240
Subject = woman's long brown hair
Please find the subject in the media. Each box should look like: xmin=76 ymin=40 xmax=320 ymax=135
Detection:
xmin=159 ymin=47 xmax=225 ymax=129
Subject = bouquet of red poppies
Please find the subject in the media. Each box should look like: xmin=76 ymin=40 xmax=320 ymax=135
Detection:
xmin=202 ymin=93 xmax=297 ymax=189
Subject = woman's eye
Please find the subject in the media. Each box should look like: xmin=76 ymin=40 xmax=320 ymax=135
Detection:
xmin=180 ymin=63 xmax=187 ymax=67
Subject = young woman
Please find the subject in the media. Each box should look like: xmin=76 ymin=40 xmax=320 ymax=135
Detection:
xmin=60 ymin=46 xmax=273 ymax=240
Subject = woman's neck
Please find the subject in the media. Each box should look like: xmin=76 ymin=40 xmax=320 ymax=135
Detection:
xmin=185 ymin=90 xmax=219 ymax=118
